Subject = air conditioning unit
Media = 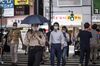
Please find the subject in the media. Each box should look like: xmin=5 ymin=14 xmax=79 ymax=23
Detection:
xmin=57 ymin=0 xmax=82 ymax=7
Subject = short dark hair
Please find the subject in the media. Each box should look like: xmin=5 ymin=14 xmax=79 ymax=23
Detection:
xmin=84 ymin=23 xmax=90 ymax=29
xmin=92 ymin=24 xmax=97 ymax=30
xmin=31 ymin=24 xmax=38 ymax=27
xmin=53 ymin=22 xmax=59 ymax=27
xmin=13 ymin=22 xmax=17 ymax=26
xmin=0 ymin=28 xmax=4 ymax=33
xmin=50 ymin=25 xmax=54 ymax=31
xmin=62 ymin=26 xmax=68 ymax=33
xmin=96 ymin=29 xmax=100 ymax=32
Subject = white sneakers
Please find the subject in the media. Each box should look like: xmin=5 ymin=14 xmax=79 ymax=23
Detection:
xmin=0 ymin=61 xmax=4 ymax=64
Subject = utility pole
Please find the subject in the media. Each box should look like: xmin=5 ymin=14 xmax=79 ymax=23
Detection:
xmin=34 ymin=0 xmax=39 ymax=15
xmin=49 ymin=0 xmax=53 ymax=30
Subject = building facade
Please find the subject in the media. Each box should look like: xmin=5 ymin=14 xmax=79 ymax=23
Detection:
xmin=0 ymin=0 xmax=34 ymax=28
xmin=44 ymin=0 xmax=92 ymax=29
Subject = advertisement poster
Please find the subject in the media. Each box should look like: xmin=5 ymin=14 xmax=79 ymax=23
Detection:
xmin=15 ymin=0 xmax=29 ymax=5
xmin=52 ymin=15 xmax=82 ymax=26
xmin=0 ymin=0 xmax=14 ymax=17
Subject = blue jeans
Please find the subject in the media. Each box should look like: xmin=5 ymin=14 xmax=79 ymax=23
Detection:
xmin=62 ymin=46 xmax=68 ymax=66
xmin=50 ymin=44 xmax=62 ymax=66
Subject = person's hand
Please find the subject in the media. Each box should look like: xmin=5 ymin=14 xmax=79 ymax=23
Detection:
xmin=61 ymin=44 xmax=64 ymax=50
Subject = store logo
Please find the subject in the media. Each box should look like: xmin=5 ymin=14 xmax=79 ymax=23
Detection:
xmin=67 ymin=15 xmax=81 ymax=21
xmin=15 ymin=0 xmax=29 ymax=5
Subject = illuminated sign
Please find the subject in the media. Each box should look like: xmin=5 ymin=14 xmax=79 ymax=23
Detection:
xmin=14 ymin=5 xmax=30 ymax=15
xmin=66 ymin=15 xmax=82 ymax=22
xmin=15 ymin=0 xmax=29 ymax=5
xmin=52 ymin=15 xmax=82 ymax=26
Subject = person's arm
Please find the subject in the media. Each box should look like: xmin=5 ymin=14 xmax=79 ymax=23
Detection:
xmin=7 ymin=30 xmax=12 ymax=43
xmin=66 ymin=33 xmax=70 ymax=42
xmin=24 ymin=32 xmax=30 ymax=46
xmin=35 ymin=32 xmax=46 ymax=46
xmin=19 ymin=30 xmax=23 ymax=45
xmin=61 ymin=32 xmax=65 ymax=46
xmin=40 ymin=32 xmax=46 ymax=46
xmin=49 ymin=32 xmax=52 ymax=45
xmin=2 ymin=34 xmax=6 ymax=46
xmin=77 ymin=32 xmax=80 ymax=38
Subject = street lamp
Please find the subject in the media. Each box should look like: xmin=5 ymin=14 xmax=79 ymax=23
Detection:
xmin=49 ymin=0 xmax=53 ymax=30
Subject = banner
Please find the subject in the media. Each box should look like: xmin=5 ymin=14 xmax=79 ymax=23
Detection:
xmin=0 ymin=0 xmax=14 ymax=17
xmin=15 ymin=0 xmax=29 ymax=5
xmin=52 ymin=15 xmax=82 ymax=26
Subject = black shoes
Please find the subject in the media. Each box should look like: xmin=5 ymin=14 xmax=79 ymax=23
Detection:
xmin=11 ymin=63 xmax=18 ymax=66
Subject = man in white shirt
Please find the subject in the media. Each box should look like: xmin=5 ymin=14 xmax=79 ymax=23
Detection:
xmin=49 ymin=22 xmax=64 ymax=66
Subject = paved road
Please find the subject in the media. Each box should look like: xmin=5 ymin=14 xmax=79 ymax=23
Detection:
xmin=1 ymin=53 xmax=100 ymax=66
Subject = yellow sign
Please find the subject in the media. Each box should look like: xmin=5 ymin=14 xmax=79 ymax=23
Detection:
xmin=66 ymin=15 xmax=82 ymax=22
xmin=15 ymin=0 xmax=29 ymax=5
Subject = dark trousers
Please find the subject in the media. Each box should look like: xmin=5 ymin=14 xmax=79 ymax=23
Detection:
xmin=50 ymin=44 xmax=62 ymax=66
xmin=80 ymin=47 xmax=90 ymax=66
xmin=28 ymin=46 xmax=43 ymax=66
xmin=66 ymin=45 xmax=69 ymax=57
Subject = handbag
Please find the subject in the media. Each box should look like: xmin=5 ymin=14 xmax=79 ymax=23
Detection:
xmin=3 ymin=43 xmax=10 ymax=52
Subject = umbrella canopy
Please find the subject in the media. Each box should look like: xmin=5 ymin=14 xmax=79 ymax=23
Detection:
xmin=21 ymin=15 xmax=49 ymax=24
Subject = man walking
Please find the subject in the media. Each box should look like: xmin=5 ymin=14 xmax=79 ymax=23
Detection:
xmin=8 ymin=22 xmax=23 ymax=66
xmin=24 ymin=24 xmax=46 ymax=66
xmin=49 ymin=22 xmax=64 ymax=66
xmin=90 ymin=24 xmax=98 ymax=64
xmin=78 ymin=23 xmax=92 ymax=66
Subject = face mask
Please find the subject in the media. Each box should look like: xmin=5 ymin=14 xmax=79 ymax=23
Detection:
xmin=62 ymin=30 xmax=65 ymax=32
xmin=3 ymin=32 xmax=7 ymax=34
xmin=54 ymin=26 xmax=58 ymax=30
xmin=32 ymin=27 xmax=37 ymax=31
xmin=13 ymin=26 xmax=17 ymax=29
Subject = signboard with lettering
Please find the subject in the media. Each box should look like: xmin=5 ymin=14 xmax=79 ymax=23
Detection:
xmin=57 ymin=0 xmax=82 ymax=6
xmin=14 ymin=5 xmax=29 ymax=15
xmin=15 ymin=0 xmax=29 ymax=5
xmin=0 ymin=0 xmax=14 ymax=17
xmin=92 ymin=15 xmax=100 ymax=22
xmin=93 ymin=0 xmax=100 ymax=14
xmin=52 ymin=15 xmax=82 ymax=26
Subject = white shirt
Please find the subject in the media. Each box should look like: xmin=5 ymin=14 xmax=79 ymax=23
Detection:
xmin=49 ymin=30 xmax=64 ymax=45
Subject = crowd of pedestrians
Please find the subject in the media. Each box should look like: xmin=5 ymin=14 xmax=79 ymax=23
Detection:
xmin=0 ymin=22 xmax=99 ymax=66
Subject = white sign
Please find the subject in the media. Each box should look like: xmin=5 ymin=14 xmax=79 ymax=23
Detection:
xmin=52 ymin=15 xmax=82 ymax=26
xmin=3 ymin=8 xmax=14 ymax=17
xmin=92 ymin=15 xmax=100 ymax=22
xmin=7 ymin=16 xmax=30 ymax=27
xmin=57 ymin=0 xmax=82 ymax=6
xmin=0 ymin=0 xmax=14 ymax=17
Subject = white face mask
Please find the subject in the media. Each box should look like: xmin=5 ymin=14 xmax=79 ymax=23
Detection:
xmin=54 ymin=26 xmax=58 ymax=30
xmin=13 ymin=26 xmax=17 ymax=29
xmin=3 ymin=32 xmax=7 ymax=34
xmin=62 ymin=30 xmax=65 ymax=32
xmin=32 ymin=27 xmax=38 ymax=31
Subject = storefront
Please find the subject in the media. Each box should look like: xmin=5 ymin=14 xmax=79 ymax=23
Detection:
xmin=44 ymin=0 xmax=92 ymax=28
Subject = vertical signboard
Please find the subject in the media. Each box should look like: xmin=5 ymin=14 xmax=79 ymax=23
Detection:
xmin=93 ymin=0 xmax=100 ymax=14
xmin=0 ymin=0 xmax=14 ymax=17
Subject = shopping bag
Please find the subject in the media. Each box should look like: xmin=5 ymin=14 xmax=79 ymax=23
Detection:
xmin=69 ymin=45 xmax=74 ymax=54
